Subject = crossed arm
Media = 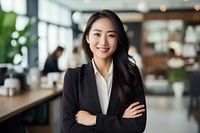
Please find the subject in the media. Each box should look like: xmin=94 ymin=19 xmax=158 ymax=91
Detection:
xmin=75 ymin=102 xmax=145 ymax=126
xmin=62 ymin=68 xmax=146 ymax=133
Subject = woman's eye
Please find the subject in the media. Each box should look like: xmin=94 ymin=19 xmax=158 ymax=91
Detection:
xmin=108 ymin=34 xmax=116 ymax=38
xmin=94 ymin=33 xmax=100 ymax=36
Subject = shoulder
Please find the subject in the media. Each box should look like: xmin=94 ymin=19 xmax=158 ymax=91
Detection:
xmin=66 ymin=65 xmax=82 ymax=77
xmin=65 ymin=62 xmax=92 ymax=78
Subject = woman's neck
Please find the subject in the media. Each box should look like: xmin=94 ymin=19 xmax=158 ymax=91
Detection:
xmin=93 ymin=58 xmax=112 ymax=78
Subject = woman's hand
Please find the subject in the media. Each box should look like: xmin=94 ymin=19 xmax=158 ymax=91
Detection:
xmin=122 ymin=102 xmax=145 ymax=118
xmin=75 ymin=110 xmax=96 ymax=126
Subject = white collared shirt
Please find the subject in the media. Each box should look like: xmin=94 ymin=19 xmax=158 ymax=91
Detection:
xmin=92 ymin=59 xmax=113 ymax=115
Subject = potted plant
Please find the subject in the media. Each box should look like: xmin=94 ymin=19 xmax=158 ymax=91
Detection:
xmin=167 ymin=66 xmax=188 ymax=98
xmin=166 ymin=48 xmax=188 ymax=98
xmin=0 ymin=4 xmax=38 ymax=64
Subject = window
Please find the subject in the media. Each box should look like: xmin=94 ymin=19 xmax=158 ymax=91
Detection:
xmin=1 ymin=0 xmax=73 ymax=68
xmin=38 ymin=0 xmax=73 ymax=70
xmin=0 ymin=0 xmax=26 ymax=14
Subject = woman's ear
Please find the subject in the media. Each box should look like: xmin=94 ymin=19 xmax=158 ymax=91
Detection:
xmin=86 ymin=35 xmax=90 ymax=44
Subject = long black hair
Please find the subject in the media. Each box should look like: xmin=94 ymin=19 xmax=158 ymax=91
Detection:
xmin=81 ymin=9 xmax=141 ymax=108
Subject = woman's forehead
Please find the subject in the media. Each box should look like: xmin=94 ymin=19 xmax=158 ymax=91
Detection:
xmin=90 ymin=18 xmax=115 ymax=31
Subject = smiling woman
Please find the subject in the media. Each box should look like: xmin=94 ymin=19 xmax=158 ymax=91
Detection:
xmin=62 ymin=9 xmax=146 ymax=133
xmin=86 ymin=17 xmax=118 ymax=65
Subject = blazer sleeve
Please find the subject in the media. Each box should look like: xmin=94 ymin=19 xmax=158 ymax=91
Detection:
xmin=61 ymin=69 xmax=96 ymax=133
xmin=95 ymin=70 xmax=146 ymax=133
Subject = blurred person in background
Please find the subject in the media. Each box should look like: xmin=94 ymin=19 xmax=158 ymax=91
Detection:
xmin=128 ymin=45 xmax=143 ymax=70
xmin=167 ymin=48 xmax=185 ymax=68
xmin=42 ymin=46 xmax=64 ymax=76
xmin=69 ymin=46 xmax=81 ymax=68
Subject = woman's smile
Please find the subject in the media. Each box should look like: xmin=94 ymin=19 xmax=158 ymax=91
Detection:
xmin=97 ymin=47 xmax=110 ymax=53
xmin=86 ymin=17 xmax=118 ymax=61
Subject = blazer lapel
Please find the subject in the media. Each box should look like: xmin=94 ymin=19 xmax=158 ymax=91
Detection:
xmin=107 ymin=72 xmax=120 ymax=115
xmin=83 ymin=61 xmax=102 ymax=114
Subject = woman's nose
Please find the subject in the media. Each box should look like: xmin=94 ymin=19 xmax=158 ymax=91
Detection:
xmin=99 ymin=35 xmax=107 ymax=45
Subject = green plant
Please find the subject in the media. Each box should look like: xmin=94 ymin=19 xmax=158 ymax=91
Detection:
xmin=0 ymin=4 xmax=38 ymax=64
xmin=167 ymin=67 xmax=188 ymax=84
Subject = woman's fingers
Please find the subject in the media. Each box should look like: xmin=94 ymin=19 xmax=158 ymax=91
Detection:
xmin=131 ymin=108 xmax=145 ymax=116
xmin=123 ymin=102 xmax=145 ymax=118
xmin=128 ymin=102 xmax=140 ymax=110
xmin=132 ymin=113 xmax=143 ymax=118
xmin=131 ymin=104 xmax=145 ymax=112
xmin=75 ymin=110 xmax=97 ymax=126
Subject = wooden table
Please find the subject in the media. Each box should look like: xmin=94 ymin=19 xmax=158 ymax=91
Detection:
xmin=0 ymin=87 xmax=62 ymax=123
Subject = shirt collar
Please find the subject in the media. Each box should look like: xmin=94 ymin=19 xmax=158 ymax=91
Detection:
xmin=92 ymin=58 xmax=113 ymax=76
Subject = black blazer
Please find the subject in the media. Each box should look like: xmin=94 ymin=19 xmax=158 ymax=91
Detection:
xmin=62 ymin=61 xmax=146 ymax=133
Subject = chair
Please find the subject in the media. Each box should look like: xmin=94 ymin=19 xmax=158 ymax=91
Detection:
xmin=187 ymin=72 xmax=200 ymax=133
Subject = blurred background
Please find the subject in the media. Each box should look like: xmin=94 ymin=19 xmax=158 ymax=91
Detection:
xmin=0 ymin=0 xmax=200 ymax=133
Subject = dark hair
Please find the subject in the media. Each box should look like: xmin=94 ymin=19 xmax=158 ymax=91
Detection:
xmin=50 ymin=46 xmax=64 ymax=59
xmin=53 ymin=46 xmax=64 ymax=53
xmin=169 ymin=48 xmax=175 ymax=57
xmin=72 ymin=46 xmax=79 ymax=53
xmin=81 ymin=9 xmax=141 ymax=108
xmin=55 ymin=46 xmax=64 ymax=52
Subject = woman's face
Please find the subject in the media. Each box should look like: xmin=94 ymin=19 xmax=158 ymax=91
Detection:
xmin=86 ymin=17 xmax=118 ymax=62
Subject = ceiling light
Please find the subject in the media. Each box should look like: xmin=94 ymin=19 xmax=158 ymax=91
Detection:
xmin=194 ymin=4 xmax=200 ymax=11
xmin=137 ymin=1 xmax=149 ymax=13
xmin=72 ymin=11 xmax=82 ymax=24
xmin=160 ymin=5 xmax=167 ymax=12
xmin=83 ymin=0 xmax=91 ymax=4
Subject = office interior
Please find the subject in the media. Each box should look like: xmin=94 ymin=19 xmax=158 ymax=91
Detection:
xmin=0 ymin=0 xmax=200 ymax=133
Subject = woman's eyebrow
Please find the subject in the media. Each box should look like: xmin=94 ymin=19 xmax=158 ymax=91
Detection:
xmin=107 ymin=30 xmax=116 ymax=33
xmin=92 ymin=29 xmax=116 ymax=33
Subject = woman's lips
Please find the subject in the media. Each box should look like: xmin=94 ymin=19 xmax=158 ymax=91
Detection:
xmin=97 ymin=47 xmax=109 ymax=53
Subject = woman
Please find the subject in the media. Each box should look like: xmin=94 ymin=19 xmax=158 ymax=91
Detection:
xmin=42 ymin=46 xmax=64 ymax=75
xmin=62 ymin=10 xmax=146 ymax=133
